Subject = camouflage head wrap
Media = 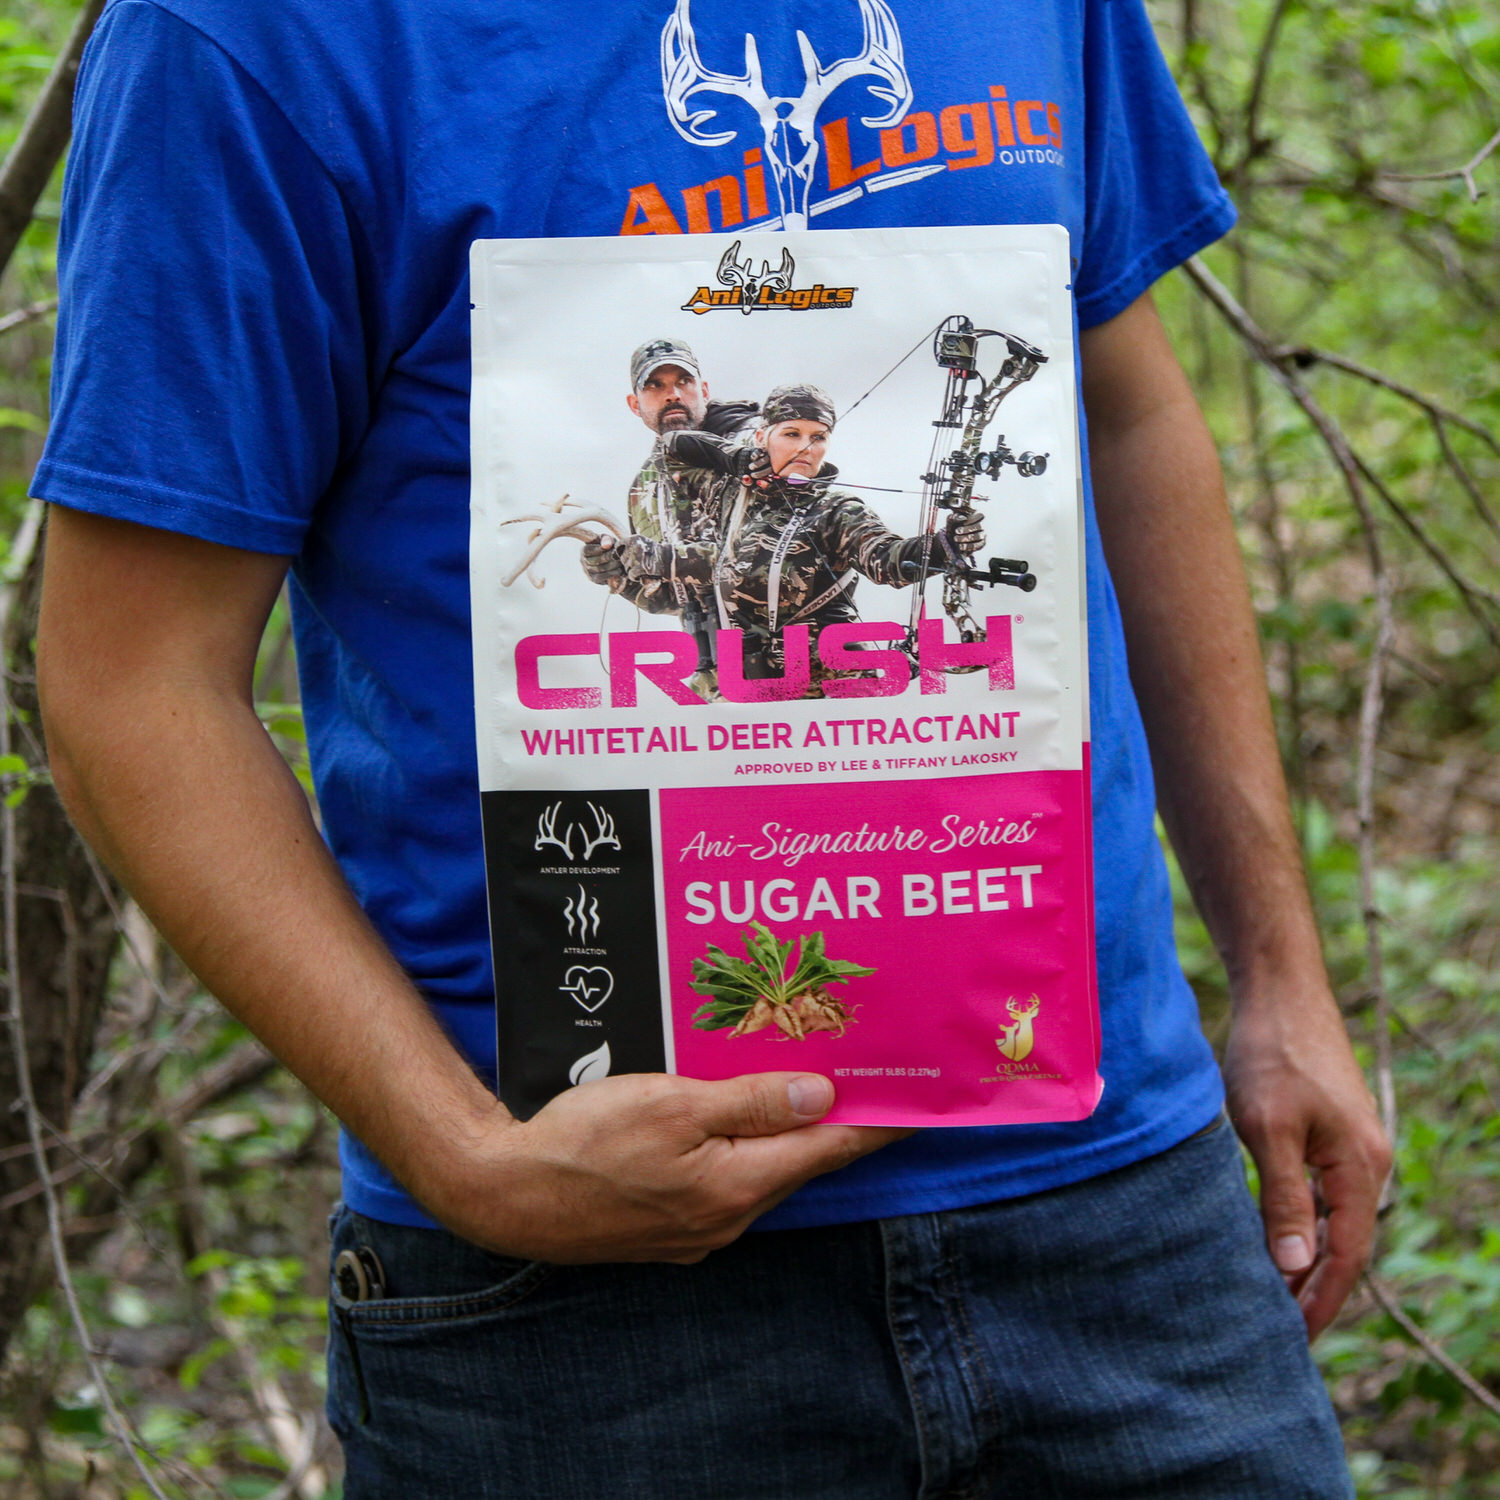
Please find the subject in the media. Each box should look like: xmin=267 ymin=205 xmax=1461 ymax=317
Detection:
xmin=760 ymin=384 xmax=836 ymax=431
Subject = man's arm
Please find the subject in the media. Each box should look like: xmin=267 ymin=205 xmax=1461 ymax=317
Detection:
xmin=37 ymin=507 xmax=903 ymax=1263
xmin=1080 ymin=291 xmax=1391 ymax=1338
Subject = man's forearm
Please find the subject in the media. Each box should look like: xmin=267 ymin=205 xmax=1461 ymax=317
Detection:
xmin=1081 ymin=301 xmax=1320 ymax=995
xmin=37 ymin=540 xmax=500 ymax=1225
xmin=1080 ymin=292 xmax=1388 ymax=1338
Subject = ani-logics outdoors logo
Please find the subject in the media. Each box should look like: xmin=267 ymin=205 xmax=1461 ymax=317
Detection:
xmin=681 ymin=241 xmax=857 ymax=315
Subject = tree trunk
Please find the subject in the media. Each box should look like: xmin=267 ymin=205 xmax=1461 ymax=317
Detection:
xmin=0 ymin=531 xmax=123 ymax=1361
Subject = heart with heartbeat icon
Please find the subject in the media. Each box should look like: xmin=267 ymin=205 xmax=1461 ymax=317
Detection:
xmin=560 ymin=966 xmax=614 ymax=1013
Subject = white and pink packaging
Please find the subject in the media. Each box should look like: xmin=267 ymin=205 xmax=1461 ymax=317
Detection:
xmin=470 ymin=224 xmax=1100 ymax=1126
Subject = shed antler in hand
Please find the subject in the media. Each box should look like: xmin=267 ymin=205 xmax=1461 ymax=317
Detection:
xmin=500 ymin=495 xmax=627 ymax=588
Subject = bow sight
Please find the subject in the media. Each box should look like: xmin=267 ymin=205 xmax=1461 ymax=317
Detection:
xmin=909 ymin=316 xmax=1050 ymax=658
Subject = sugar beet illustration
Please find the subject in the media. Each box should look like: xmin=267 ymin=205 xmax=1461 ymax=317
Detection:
xmin=690 ymin=922 xmax=875 ymax=1040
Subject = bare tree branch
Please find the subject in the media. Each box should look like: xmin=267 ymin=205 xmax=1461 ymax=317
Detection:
xmin=1357 ymin=579 xmax=1397 ymax=1149
xmin=0 ymin=0 xmax=107 ymax=277
xmin=1276 ymin=345 xmax=1500 ymax=461
xmin=1348 ymin=450 xmax=1500 ymax=649
xmin=0 ymin=1038 xmax=276 ymax=1211
xmin=0 ymin=299 xmax=56 ymax=338
xmin=158 ymin=1125 xmax=328 ymax=1499
xmin=1431 ymin=416 xmax=1500 ymax=542
xmin=1365 ymin=1272 xmax=1500 ymax=1419
xmin=1 ymin=620 xmax=173 ymax=1500
xmin=1233 ymin=0 xmax=1293 ymax=187
xmin=1379 ymin=123 xmax=1500 ymax=203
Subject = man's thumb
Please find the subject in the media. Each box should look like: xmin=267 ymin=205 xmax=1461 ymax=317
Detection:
xmin=697 ymin=1073 xmax=835 ymax=1138
xmin=1258 ymin=1139 xmax=1318 ymax=1276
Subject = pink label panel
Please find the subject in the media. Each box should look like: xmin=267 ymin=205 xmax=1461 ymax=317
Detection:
xmin=658 ymin=771 xmax=1100 ymax=1127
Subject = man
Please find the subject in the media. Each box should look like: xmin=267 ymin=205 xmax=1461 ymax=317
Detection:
xmin=34 ymin=0 xmax=1387 ymax=1494
xmin=583 ymin=338 xmax=758 ymax=696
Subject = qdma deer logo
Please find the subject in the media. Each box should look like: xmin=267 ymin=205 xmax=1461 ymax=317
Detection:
xmin=996 ymin=995 xmax=1040 ymax=1062
xmin=533 ymin=801 xmax=622 ymax=864
xmin=662 ymin=0 xmax=912 ymax=229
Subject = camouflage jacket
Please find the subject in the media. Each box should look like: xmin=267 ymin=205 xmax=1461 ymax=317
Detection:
xmin=618 ymin=399 xmax=758 ymax=616
xmin=660 ymin=441 xmax=925 ymax=678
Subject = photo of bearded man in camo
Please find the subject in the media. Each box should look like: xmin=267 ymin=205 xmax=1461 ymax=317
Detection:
xmin=587 ymin=384 xmax=985 ymax=695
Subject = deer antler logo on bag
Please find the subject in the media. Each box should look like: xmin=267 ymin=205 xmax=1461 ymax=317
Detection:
xmin=996 ymin=995 xmax=1040 ymax=1062
xmin=680 ymin=241 xmax=858 ymax=314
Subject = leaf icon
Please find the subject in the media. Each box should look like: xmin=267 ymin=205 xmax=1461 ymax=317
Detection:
xmin=568 ymin=1040 xmax=612 ymax=1087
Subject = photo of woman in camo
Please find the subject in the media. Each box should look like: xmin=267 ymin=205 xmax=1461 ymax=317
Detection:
xmin=597 ymin=384 xmax=985 ymax=691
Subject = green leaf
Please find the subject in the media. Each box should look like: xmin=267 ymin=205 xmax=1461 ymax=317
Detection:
xmin=179 ymin=1335 xmax=234 ymax=1391
xmin=48 ymin=1403 xmax=104 ymax=1437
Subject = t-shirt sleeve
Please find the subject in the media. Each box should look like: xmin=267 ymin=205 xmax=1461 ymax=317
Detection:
xmin=32 ymin=0 xmax=370 ymax=555
xmin=1073 ymin=0 xmax=1236 ymax=329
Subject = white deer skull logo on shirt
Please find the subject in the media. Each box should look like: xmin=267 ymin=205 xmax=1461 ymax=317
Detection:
xmin=661 ymin=0 xmax=913 ymax=229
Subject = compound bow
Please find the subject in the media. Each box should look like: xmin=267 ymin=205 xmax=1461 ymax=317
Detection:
xmin=901 ymin=316 xmax=1048 ymax=664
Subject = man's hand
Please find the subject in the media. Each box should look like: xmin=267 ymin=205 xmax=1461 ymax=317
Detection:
xmin=580 ymin=533 xmax=625 ymax=585
xmin=1082 ymin=291 xmax=1390 ymax=1338
xmin=1222 ymin=997 xmax=1389 ymax=1338
xmin=435 ymin=1072 xmax=910 ymax=1264
xmin=946 ymin=505 xmax=985 ymax=556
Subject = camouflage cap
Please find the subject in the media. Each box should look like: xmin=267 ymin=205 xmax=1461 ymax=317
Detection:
xmin=630 ymin=337 xmax=700 ymax=391
xmin=761 ymin=383 xmax=836 ymax=430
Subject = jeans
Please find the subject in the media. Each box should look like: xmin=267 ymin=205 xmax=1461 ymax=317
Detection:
xmin=326 ymin=1116 xmax=1352 ymax=1499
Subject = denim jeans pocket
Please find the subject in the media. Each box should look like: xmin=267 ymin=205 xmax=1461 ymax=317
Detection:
xmin=337 ymin=1260 xmax=556 ymax=1327
xmin=328 ymin=1204 xmax=557 ymax=1329
xmin=327 ymin=1206 xmax=562 ymax=1436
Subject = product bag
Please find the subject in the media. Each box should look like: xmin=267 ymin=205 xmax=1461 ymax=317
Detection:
xmin=470 ymin=224 xmax=1100 ymax=1127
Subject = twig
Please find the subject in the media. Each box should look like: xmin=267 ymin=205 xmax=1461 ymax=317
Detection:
xmin=159 ymin=1125 xmax=328 ymax=1500
xmin=1357 ymin=569 xmax=1397 ymax=1149
xmin=261 ymin=1416 xmax=320 ymax=1500
xmin=36 ymin=1114 xmax=170 ymax=1260
xmin=0 ymin=0 xmax=107 ymax=275
xmin=1379 ymin=123 xmax=1500 ymax=202
xmin=1276 ymin=345 xmax=1500 ymax=461
xmin=1365 ymin=1272 xmax=1500 ymax=1419
xmin=1183 ymin=256 xmax=1398 ymax=1146
xmin=0 ymin=299 xmax=56 ymax=338
xmin=1431 ymin=416 xmax=1500 ymax=542
xmin=0 ymin=623 xmax=174 ymax=1500
xmin=1234 ymin=0 xmax=1294 ymax=186
xmin=1348 ymin=451 xmax=1500 ymax=649
xmin=0 ymin=1037 xmax=275 ymax=1210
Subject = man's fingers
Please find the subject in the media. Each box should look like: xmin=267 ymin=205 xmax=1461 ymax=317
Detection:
xmin=687 ymin=1071 xmax=836 ymax=1139
xmin=1246 ymin=1124 xmax=1319 ymax=1278
xmin=1296 ymin=1150 xmax=1386 ymax=1338
xmin=710 ymin=1121 xmax=907 ymax=1205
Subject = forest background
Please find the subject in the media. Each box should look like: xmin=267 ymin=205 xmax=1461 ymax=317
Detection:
xmin=1 ymin=0 xmax=1498 ymax=1495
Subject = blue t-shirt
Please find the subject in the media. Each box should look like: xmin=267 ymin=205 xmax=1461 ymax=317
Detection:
xmin=38 ymin=0 xmax=1235 ymax=1229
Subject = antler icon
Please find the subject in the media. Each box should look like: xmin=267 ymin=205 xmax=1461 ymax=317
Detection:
xmin=716 ymin=241 xmax=795 ymax=315
xmin=662 ymin=0 xmax=912 ymax=229
xmin=535 ymin=802 xmax=575 ymax=862
xmin=579 ymin=802 xmax=622 ymax=862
